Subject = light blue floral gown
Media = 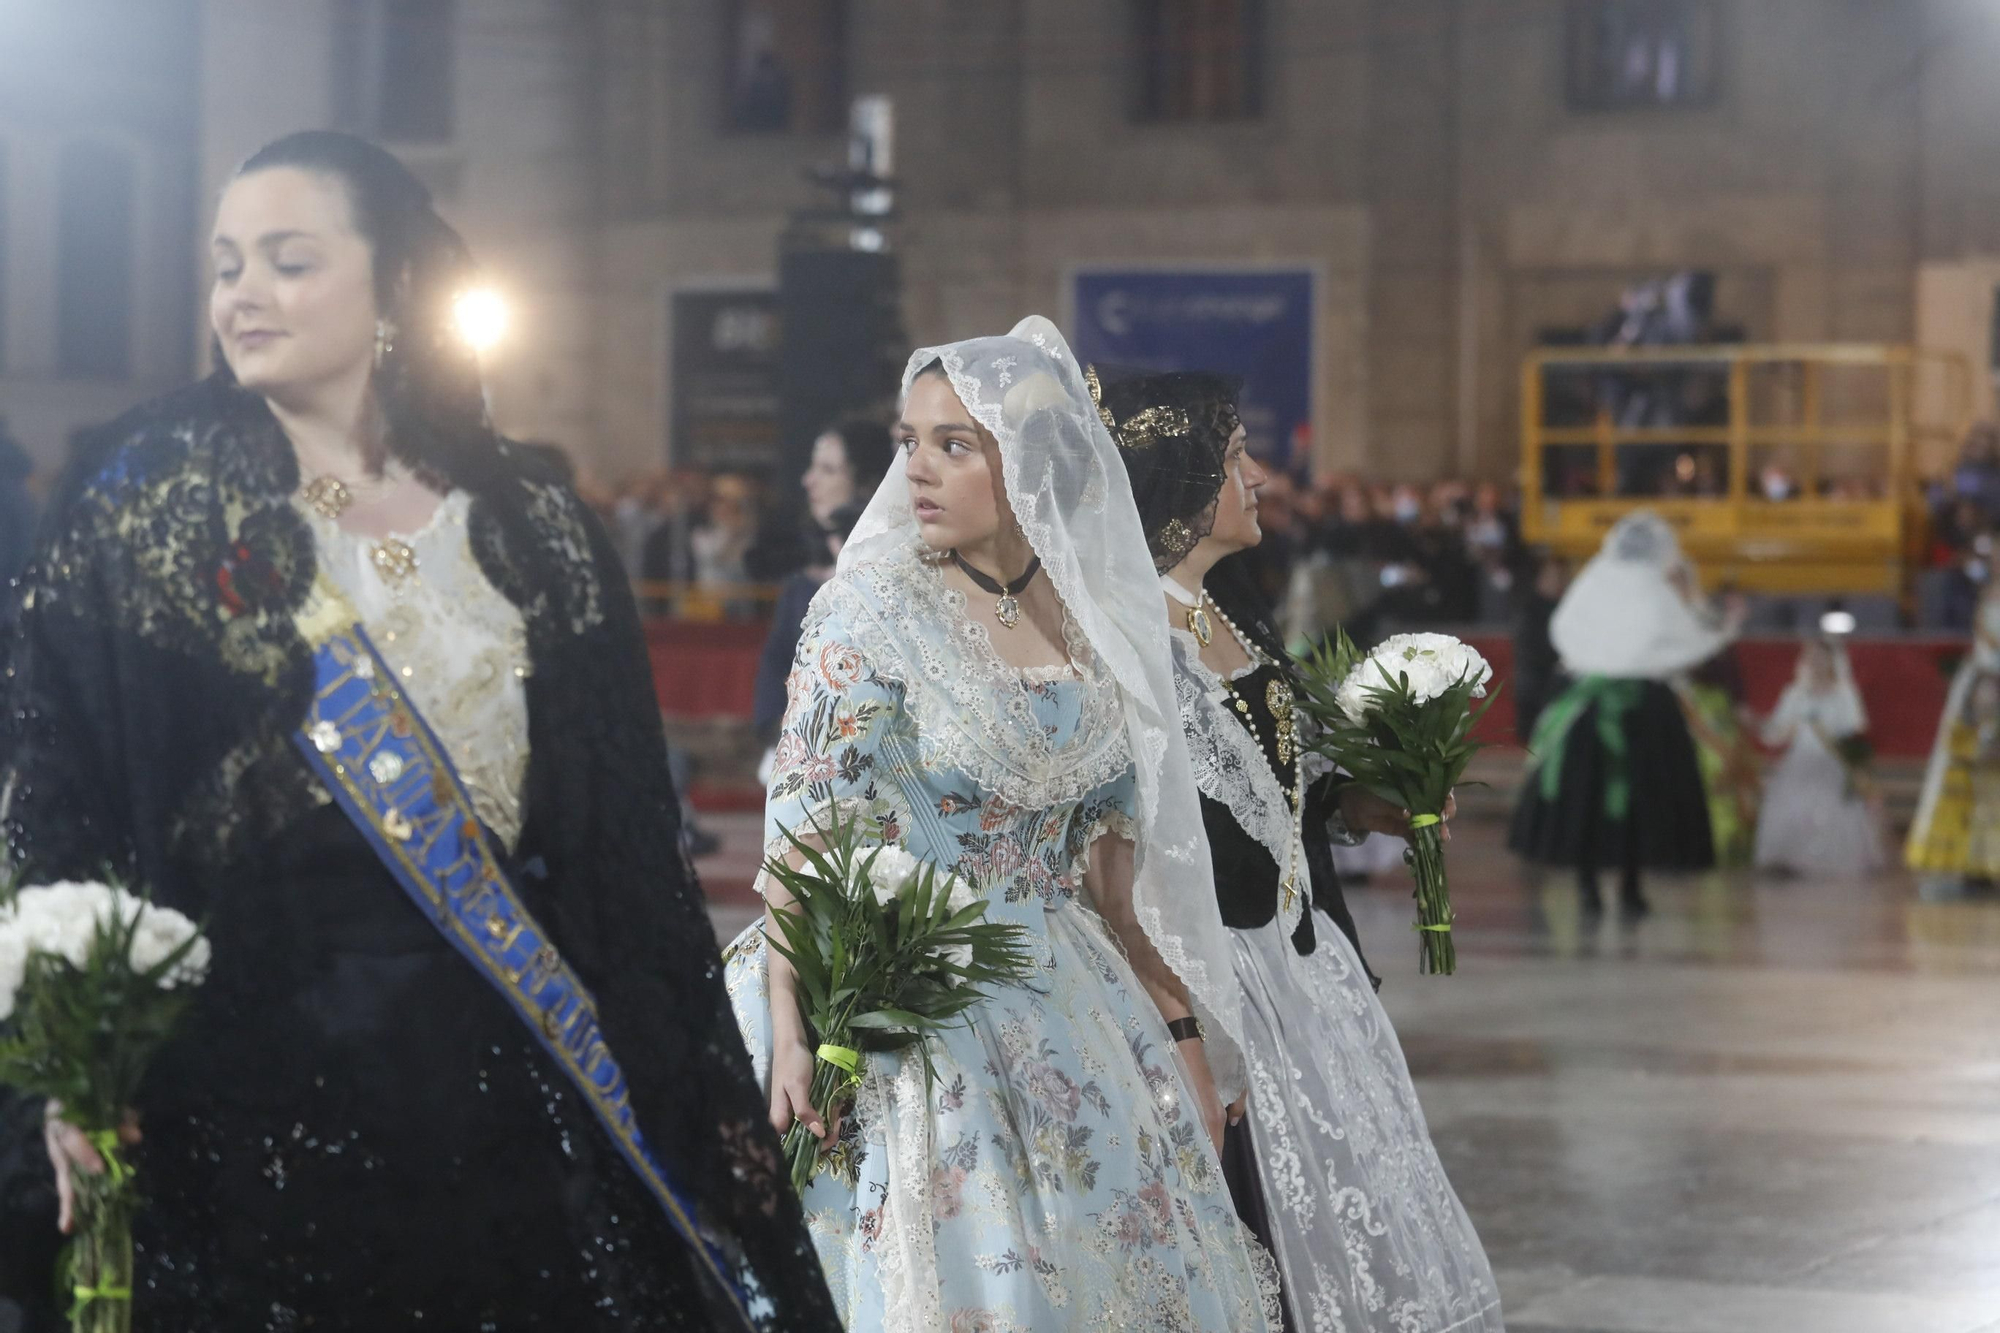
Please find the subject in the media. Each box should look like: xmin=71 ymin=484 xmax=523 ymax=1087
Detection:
xmin=725 ymin=544 xmax=1278 ymax=1333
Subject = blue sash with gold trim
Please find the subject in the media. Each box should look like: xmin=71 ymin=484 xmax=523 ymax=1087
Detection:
xmin=290 ymin=580 xmax=757 ymax=1329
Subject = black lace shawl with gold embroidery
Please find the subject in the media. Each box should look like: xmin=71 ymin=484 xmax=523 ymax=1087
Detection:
xmin=0 ymin=376 xmax=839 ymax=1331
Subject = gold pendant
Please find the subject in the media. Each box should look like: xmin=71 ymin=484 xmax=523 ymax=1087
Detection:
xmin=1187 ymin=605 xmax=1213 ymax=648
xmin=995 ymin=594 xmax=1022 ymax=629
xmin=1268 ymin=679 xmax=1296 ymax=765
xmin=370 ymin=538 xmax=419 ymax=586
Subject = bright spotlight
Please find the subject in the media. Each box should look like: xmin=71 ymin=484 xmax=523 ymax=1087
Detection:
xmin=1819 ymin=610 xmax=1857 ymax=636
xmin=453 ymin=288 xmax=510 ymax=353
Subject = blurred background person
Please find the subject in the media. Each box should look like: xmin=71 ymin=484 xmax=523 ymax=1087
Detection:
xmin=1754 ymin=637 xmax=1883 ymax=877
xmin=1906 ymin=552 xmax=2000 ymax=896
xmin=747 ymin=417 xmax=892 ymax=582
xmin=1510 ymin=512 xmax=1741 ymax=916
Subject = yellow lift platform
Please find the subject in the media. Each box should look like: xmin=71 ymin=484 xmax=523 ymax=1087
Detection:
xmin=1519 ymin=344 xmax=1976 ymax=594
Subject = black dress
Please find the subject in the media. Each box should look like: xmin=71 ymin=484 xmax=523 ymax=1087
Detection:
xmin=1507 ymin=677 xmax=1715 ymax=876
xmin=0 ymin=378 xmax=841 ymax=1332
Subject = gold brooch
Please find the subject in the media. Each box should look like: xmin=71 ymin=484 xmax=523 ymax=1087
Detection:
xmin=302 ymin=476 xmax=353 ymax=520
xmin=1159 ymin=519 xmax=1197 ymax=555
xmin=370 ymin=538 xmax=419 ymax=586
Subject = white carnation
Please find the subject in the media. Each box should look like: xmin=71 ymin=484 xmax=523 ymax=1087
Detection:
xmin=0 ymin=882 xmax=210 ymax=993
xmin=1338 ymin=633 xmax=1492 ymax=720
xmin=944 ymin=876 xmax=979 ymax=914
xmin=866 ymin=844 xmax=922 ymax=905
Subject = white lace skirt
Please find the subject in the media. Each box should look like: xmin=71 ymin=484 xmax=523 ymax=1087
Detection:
xmin=1235 ymin=915 xmax=1507 ymax=1332
xmin=1753 ymin=736 xmax=1885 ymax=875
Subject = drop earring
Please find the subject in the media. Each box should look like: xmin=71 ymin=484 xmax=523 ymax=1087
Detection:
xmin=373 ymin=319 xmax=397 ymax=370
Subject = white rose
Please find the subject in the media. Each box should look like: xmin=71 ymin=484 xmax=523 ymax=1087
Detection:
xmin=866 ymin=845 xmax=921 ymax=905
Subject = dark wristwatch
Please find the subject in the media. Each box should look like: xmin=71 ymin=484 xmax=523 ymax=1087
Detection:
xmin=1167 ymin=1015 xmax=1204 ymax=1044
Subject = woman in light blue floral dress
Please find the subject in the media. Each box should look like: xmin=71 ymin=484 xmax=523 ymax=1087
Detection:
xmin=725 ymin=319 xmax=1278 ymax=1332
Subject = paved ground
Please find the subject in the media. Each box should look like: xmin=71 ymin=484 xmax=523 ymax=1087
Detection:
xmin=697 ymin=802 xmax=2000 ymax=1333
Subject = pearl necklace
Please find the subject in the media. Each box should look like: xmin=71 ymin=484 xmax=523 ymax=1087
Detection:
xmin=1197 ymin=593 xmax=1308 ymax=919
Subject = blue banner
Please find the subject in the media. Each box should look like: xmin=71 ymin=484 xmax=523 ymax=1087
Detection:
xmin=1071 ymin=269 xmax=1314 ymax=472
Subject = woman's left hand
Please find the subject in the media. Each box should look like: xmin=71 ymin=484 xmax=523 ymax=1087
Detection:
xmin=1339 ymin=785 xmax=1458 ymax=843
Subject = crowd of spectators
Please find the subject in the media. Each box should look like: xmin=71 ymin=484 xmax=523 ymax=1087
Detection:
xmin=562 ymin=415 xmax=2000 ymax=639
xmin=1919 ymin=422 xmax=2000 ymax=631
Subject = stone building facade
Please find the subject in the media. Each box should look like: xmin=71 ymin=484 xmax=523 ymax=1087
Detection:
xmin=8 ymin=1 xmax=2000 ymax=482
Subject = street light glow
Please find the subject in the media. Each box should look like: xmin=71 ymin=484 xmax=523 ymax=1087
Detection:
xmin=453 ymin=288 xmax=510 ymax=353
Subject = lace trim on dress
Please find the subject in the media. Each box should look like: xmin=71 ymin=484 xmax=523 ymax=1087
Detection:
xmin=809 ymin=542 xmax=1132 ymax=812
xmin=1169 ymin=628 xmax=1306 ymax=937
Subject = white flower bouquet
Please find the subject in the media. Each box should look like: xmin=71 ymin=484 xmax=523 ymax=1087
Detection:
xmin=762 ymin=806 xmax=1034 ymax=1193
xmin=0 ymin=880 xmax=210 ymax=1333
xmin=1295 ymin=631 xmax=1498 ymax=976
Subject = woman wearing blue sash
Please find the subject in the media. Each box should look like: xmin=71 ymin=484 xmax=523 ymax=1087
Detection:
xmin=0 ymin=133 xmax=840 ymax=1332
xmin=725 ymin=319 xmax=1280 ymax=1331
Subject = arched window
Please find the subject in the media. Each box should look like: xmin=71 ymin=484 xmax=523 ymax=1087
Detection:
xmin=56 ymin=140 xmax=136 ymax=380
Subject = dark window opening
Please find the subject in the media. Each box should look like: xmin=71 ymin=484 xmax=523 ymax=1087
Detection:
xmin=1566 ymin=0 xmax=1720 ymax=112
xmin=1131 ymin=0 xmax=1266 ymax=124
xmin=332 ymin=0 xmax=455 ymax=144
xmin=723 ymin=0 xmax=848 ymax=135
xmin=57 ymin=141 xmax=136 ymax=380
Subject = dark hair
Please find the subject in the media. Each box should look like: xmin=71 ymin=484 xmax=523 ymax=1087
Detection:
xmin=829 ymin=417 xmax=894 ymax=493
xmin=225 ymin=130 xmax=491 ymax=485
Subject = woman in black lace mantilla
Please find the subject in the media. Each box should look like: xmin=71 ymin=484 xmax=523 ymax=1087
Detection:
xmin=0 ymin=132 xmax=839 ymax=1332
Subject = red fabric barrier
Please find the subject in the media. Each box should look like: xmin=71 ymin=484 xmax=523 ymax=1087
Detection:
xmin=1460 ymin=632 xmax=1967 ymax=758
xmin=647 ymin=618 xmax=770 ymax=719
xmin=644 ymin=618 xmax=1968 ymax=759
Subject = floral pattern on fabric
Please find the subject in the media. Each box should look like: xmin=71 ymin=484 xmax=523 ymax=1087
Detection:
xmin=726 ymin=588 xmax=1278 ymax=1333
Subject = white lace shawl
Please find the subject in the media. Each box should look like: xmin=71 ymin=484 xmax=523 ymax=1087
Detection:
xmin=839 ymin=316 xmax=1245 ymax=1087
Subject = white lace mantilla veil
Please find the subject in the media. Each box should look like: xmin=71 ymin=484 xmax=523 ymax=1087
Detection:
xmin=1551 ymin=508 xmax=1730 ymax=680
xmin=833 ymin=315 xmax=1246 ymax=1087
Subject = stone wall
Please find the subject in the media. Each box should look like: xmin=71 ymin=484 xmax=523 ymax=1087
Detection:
xmin=170 ymin=0 xmax=2000 ymax=482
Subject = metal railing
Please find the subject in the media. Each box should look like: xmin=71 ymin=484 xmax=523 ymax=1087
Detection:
xmin=1518 ymin=343 xmax=1976 ymax=594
